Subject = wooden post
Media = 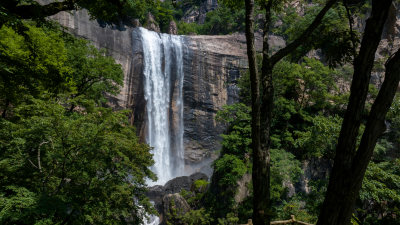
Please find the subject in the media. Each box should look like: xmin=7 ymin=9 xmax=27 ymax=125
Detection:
xmin=248 ymin=219 xmax=253 ymax=225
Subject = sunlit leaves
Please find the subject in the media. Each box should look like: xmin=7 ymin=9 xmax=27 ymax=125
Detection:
xmin=0 ymin=99 xmax=155 ymax=224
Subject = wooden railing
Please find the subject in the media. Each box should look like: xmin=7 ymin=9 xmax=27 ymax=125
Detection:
xmin=240 ymin=215 xmax=314 ymax=225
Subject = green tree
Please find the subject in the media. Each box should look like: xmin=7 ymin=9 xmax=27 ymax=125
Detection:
xmin=0 ymin=23 xmax=69 ymax=118
xmin=63 ymin=37 xmax=123 ymax=111
xmin=217 ymin=103 xmax=252 ymax=156
xmin=242 ymin=0 xmax=339 ymax=223
xmin=0 ymin=20 xmax=156 ymax=224
xmin=317 ymin=1 xmax=400 ymax=223
xmin=0 ymin=99 xmax=155 ymax=224
xmin=357 ymin=160 xmax=400 ymax=224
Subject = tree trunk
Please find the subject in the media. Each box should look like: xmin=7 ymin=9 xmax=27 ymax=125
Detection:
xmin=317 ymin=1 xmax=394 ymax=224
xmin=244 ymin=0 xmax=338 ymax=224
xmin=244 ymin=0 xmax=265 ymax=224
xmin=252 ymin=1 xmax=274 ymax=224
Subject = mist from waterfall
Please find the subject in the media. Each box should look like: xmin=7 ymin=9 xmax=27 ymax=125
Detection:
xmin=139 ymin=27 xmax=185 ymax=186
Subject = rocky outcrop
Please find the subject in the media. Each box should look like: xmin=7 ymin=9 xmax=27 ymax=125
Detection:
xmin=147 ymin=172 xmax=208 ymax=224
xmin=145 ymin=12 xmax=161 ymax=32
xmin=168 ymin=20 xmax=178 ymax=35
xmin=181 ymin=0 xmax=218 ymax=24
xmin=235 ymin=173 xmax=252 ymax=204
xmin=147 ymin=172 xmax=208 ymax=208
xmin=163 ymin=193 xmax=191 ymax=223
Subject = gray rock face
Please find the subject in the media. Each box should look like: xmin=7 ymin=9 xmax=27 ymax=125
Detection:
xmin=51 ymin=9 xmax=249 ymax=176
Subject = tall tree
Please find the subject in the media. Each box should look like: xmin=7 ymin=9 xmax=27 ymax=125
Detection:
xmin=317 ymin=0 xmax=400 ymax=224
xmin=244 ymin=0 xmax=338 ymax=224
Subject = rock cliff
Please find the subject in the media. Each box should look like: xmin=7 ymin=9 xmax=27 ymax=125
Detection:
xmin=50 ymin=10 xmax=249 ymax=176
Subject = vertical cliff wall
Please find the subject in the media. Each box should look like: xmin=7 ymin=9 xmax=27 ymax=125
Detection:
xmin=51 ymin=10 xmax=248 ymax=176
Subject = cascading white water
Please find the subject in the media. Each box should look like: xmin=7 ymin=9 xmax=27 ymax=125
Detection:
xmin=139 ymin=27 xmax=185 ymax=186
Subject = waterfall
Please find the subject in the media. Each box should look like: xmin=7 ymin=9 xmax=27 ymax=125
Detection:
xmin=138 ymin=27 xmax=185 ymax=186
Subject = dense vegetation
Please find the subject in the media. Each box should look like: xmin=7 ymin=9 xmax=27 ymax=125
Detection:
xmin=1 ymin=0 xmax=399 ymax=225
xmin=0 ymin=2 xmax=157 ymax=223
xmin=200 ymin=59 xmax=400 ymax=224
xmin=163 ymin=1 xmax=400 ymax=225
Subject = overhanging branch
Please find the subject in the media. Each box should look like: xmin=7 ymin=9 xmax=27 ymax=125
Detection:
xmin=270 ymin=0 xmax=338 ymax=66
xmin=10 ymin=0 xmax=77 ymax=19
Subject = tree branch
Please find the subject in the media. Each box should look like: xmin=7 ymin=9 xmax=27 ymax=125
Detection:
xmin=37 ymin=140 xmax=49 ymax=173
xmin=352 ymin=48 xmax=400 ymax=180
xmin=344 ymin=0 xmax=358 ymax=58
xmin=270 ymin=0 xmax=338 ymax=66
xmin=10 ymin=0 xmax=77 ymax=19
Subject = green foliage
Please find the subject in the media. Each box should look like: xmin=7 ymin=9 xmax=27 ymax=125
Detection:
xmin=217 ymin=212 xmax=239 ymax=225
xmin=270 ymin=149 xmax=302 ymax=201
xmin=180 ymin=179 xmax=209 ymax=209
xmin=217 ymin=103 xmax=252 ymax=156
xmin=63 ymin=37 xmax=123 ymax=110
xmin=280 ymin=2 xmax=358 ymax=67
xmin=0 ymin=99 xmax=155 ymax=224
xmin=0 ymin=0 xmax=157 ymax=25
xmin=181 ymin=208 xmax=213 ymax=225
xmin=294 ymin=115 xmax=342 ymax=158
xmin=269 ymin=58 xmax=346 ymax=158
xmin=193 ymin=179 xmax=209 ymax=192
xmin=357 ymin=159 xmax=400 ymax=224
xmin=0 ymin=23 xmax=69 ymax=114
xmin=274 ymin=58 xmax=338 ymax=110
xmin=386 ymin=94 xmax=400 ymax=157
xmin=173 ymin=1 xmax=245 ymax=35
xmin=274 ymin=198 xmax=317 ymax=223
xmin=177 ymin=21 xmax=201 ymax=35
xmin=0 ymin=21 xmax=155 ymax=224
xmin=214 ymin=154 xmax=247 ymax=187
xmin=151 ymin=1 xmax=176 ymax=32
xmin=199 ymin=3 xmax=245 ymax=35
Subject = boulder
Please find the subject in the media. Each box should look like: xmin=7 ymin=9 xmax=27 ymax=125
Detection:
xmin=162 ymin=193 xmax=191 ymax=224
xmin=146 ymin=172 xmax=208 ymax=216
